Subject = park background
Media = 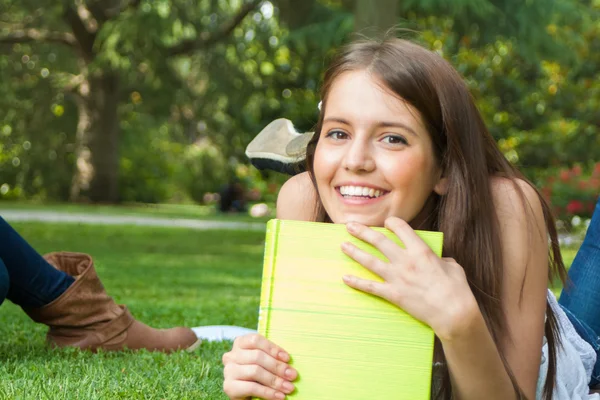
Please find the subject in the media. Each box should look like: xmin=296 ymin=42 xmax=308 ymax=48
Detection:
xmin=0 ymin=0 xmax=599 ymax=398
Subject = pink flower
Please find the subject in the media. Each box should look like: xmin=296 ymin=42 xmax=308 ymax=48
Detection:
xmin=559 ymin=170 xmax=570 ymax=182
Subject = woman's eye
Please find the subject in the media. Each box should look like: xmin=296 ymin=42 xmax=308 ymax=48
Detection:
xmin=325 ymin=130 xmax=349 ymax=140
xmin=382 ymin=135 xmax=408 ymax=145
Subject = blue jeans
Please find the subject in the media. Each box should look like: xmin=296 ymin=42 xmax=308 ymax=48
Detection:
xmin=559 ymin=196 xmax=600 ymax=387
xmin=0 ymin=216 xmax=74 ymax=308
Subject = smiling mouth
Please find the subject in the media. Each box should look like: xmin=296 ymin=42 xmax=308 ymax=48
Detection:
xmin=336 ymin=185 xmax=389 ymax=199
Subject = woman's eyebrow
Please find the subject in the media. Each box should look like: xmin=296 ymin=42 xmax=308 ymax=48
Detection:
xmin=323 ymin=117 xmax=418 ymax=137
xmin=323 ymin=117 xmax=351 ymax=125
xmin=377 ymin=121 xmax=418 ymax=137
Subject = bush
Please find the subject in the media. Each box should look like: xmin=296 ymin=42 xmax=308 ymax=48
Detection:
xmin=539 ymin=162 xmax=600 ymax=222
xmin=118 ymin=117 xmax=182 ymax=204
xmin=179 ymin=139 xmax=232 ymax=204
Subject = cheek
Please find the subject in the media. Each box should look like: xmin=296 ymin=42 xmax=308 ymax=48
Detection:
xmin=313 ymin=144 xmax=336 ymax=183
xmin=380 ymin=152 xmax=436 ymax=190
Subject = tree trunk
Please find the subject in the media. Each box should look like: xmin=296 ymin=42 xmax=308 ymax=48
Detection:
xmin=69 ymin=73 xmax=120 ymax=203
xmin=354 ymin=0 xmax=398 ymax=35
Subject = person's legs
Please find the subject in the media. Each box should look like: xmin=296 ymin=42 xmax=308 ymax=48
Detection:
xmin=0 ymin=216 xmax=200 ymax=352
xmin=559 ymin=197 xmax=600 ymax=332
xmin=0 ymin=217 xmax=74 ymax=308
xmin=0 ymin=258 xmax=10 ymax=306
xmin=559 ymin=196 xmax=600 ymax=386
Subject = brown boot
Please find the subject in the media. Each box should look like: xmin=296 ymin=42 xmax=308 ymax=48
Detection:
xmin=24 ymin=252 xmax=201 ymax=352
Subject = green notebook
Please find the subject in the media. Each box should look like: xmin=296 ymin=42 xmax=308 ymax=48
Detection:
xmin=257 ymin=219 xmax=443 ymax=400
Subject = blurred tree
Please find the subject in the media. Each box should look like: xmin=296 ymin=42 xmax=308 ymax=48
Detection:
xmin=0 ymin=0 xmax=597 ymax=206
xmin=0 ymin=0 xmax=261 ymax=203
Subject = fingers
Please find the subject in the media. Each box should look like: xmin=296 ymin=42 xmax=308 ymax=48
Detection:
xmin=228 ymin=348 xmax=296 ymax=380
xmin=384 ymin=217 xmax=433 ymax=255
xmin=223 ymin=334 xmax=297 ymax=400
xmin=346 ymin=222 xmax=403 ymax=262
xmin=223 ymin=379 xmax=288 ymax=400
xmin=233 ymin=334 xmax=290 ymax=362
xmin=343 ymin=274 xmax=387 ymax=299
xmin=341 ymin=241 xmax=388 ymax=279
xmin=223 ymin=363 xmax=295 ymax=399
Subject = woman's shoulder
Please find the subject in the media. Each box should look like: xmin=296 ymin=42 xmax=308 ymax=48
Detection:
xmin=276 ymin=172 xmax=318 ymax=221
xmin=489 ymin=176 xmax=545 ymax=226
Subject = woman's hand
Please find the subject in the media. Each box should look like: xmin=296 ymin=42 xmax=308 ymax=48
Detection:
xmin=341 ymin=217 xmax=479 ymax=341
xmin=222 ymin=333 xmax=298 ymax=400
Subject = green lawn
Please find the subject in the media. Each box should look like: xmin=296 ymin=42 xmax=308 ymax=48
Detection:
xmin=0 ymin=221 xmax=580 ymax=399
xmin=0 ymin=201 xmax=272 ymax=223
xmin=0 ymin=222 xmax=266 ymax=399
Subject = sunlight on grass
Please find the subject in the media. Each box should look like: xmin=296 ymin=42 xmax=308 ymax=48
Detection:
xmin=0 ymin=222 xmax=266 ymax=399
xmin=0 ymin=201 xmax=272 ymax=223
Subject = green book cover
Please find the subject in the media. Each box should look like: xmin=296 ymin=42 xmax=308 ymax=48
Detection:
xmin=257 ymin=219 xmax=443 ymax=400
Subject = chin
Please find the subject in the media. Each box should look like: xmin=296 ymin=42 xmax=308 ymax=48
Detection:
xmin=330 ymin=213 xmax=386 ymax=227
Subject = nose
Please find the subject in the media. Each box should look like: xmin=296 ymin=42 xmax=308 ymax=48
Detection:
xmin=343 ymin=139 xmax=375 ymax=173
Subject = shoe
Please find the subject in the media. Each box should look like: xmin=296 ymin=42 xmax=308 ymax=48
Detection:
xmin=24 ymin=252 xmax=201 ymax=353
xmin=245 ymin=118 xmax=314 ymax=175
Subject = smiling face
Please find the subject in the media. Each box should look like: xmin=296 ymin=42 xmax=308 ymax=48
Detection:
xmin=313 ymin=70 xmax=445 ymax=227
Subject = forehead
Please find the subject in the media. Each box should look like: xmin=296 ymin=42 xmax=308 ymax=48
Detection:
xmin=325 ymin=70 xmax=424 ymax=127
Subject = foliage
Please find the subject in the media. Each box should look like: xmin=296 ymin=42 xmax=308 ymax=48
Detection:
xmin=539 ymin=162 xmax=600 ymax=221
xmin=0 ymin=0 xmax=598 ymax=207
xmin=118 ymin=113 xmax=183 ymax=204
xmin=179 ymin=138 xmax=232 ymax=204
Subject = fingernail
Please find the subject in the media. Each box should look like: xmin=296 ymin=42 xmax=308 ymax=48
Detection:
xmin=283 ymin=381 xmax=295 ymax=392
xmin=347 ymin=223 xmax=357 ymax=232
xmin=343 ymin=275 xmax=351 ymax=282
xmin=285 ymin=368 xmax=296 ymax=378
xmin=278 ymin=351 xmax=289 ymax=362
xmin=341 ymin=242 xmax=350 ymax=250
xmin=275 ymin=392 xmax=285 ymax=400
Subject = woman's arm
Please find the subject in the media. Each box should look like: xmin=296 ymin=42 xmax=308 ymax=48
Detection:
xmin=276 ymin=172 xmax=319 ymax=221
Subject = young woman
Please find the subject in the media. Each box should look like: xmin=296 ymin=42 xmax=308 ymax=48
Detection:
xmin=223 ymin=37 xmax=600 ymax=399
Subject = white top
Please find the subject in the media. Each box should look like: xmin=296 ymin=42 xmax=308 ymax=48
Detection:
xmin=536 ymin=290 xmax=599 ymax=399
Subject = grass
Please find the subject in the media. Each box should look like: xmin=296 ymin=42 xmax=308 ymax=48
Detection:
xmin=0 ymin=222 xmax=266 ymax=399
xmin=0 ymin=221 xmax=581 ymax=398
xmin=0 ymin=201 xmax=272 ymax=223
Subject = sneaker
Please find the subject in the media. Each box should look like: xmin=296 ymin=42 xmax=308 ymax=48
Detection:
xmin=245 ymin=118 xmax=314 ymax=175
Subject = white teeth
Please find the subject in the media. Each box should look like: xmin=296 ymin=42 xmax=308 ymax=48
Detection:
xmin=338 ymin=185 xmax=385 ymax=198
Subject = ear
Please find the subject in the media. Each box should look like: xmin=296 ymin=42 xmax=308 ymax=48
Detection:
xmin=433 ymin=177 xmax=448 ymax=195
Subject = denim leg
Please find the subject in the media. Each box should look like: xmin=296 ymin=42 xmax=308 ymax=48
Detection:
xmin=0 ymin=217 xmax=74 ymax=308
xmin=0 ymin=258 xmax=9 ymax=306
xmin=559 ymin=195 xmax=600 ymax=386
xmin=559 ymin=196 xmax=600 ymax=333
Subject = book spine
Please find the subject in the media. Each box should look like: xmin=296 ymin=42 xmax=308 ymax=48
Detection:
xmin=257 ymin=219 xmax=280 ymax=335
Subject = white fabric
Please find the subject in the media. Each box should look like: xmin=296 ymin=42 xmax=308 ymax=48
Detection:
xmin=536 ymin=290 xmax=599 ymax=399
xmin=191 ymin=325 xmax=256 ymax=342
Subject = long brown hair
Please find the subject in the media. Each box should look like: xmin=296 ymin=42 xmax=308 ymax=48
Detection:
xmin=305 ymin=37 xmax=567 ymax=399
